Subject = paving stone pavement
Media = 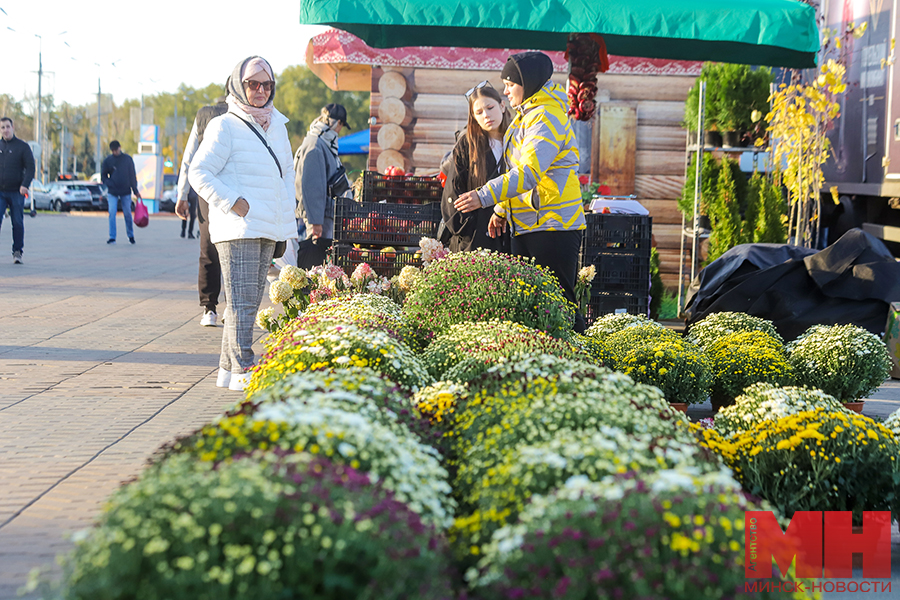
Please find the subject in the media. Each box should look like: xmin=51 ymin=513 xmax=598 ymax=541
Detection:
xmin=2 ymin=212 xmax=900 ymax=599
xmin=0 ymin=212 xmax=270 ymax=599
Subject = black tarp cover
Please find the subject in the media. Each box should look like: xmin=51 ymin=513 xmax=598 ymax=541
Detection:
xmin=683 ymin=229 xmax=900 ymax=341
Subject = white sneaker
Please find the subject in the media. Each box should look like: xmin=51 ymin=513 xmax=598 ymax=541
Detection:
xmin=215 ymin=368 xmax=231 ymax=388
xmin=228 ymin=372 xmax=251 ymax=392
xmin=200 ymin=310 xmax=218 ymax=327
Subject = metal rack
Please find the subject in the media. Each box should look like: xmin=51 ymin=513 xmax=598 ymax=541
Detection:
xmin=675 ymin=82 xmax=771 ymax=316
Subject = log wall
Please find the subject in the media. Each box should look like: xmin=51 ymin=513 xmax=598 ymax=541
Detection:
xmin=367 ymin=66 xmax=696 ymax=291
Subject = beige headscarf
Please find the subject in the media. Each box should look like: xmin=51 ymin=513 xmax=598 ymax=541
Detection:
xmin=226 ymin=56 xmax=275 ymax=131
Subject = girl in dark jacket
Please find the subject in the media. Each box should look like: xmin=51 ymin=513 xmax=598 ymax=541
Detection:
xmin=441 ymin=83 xmax=512 ymax=253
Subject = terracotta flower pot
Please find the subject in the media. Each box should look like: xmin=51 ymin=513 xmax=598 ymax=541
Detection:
xmin=669 ymin=402 xmax=689 ymax=414
xmin=843 ymin=401 xmax=864 ymax=413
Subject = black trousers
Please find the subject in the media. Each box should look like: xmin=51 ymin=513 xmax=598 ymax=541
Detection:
xmin=297 ymin=237 xmax=333 ymax=270
xmin=197 ymin=197 xmax=222 ymax=313
xmin=511 ymin=229 xmax=586 ymax=333
xmin=181 ymin=196 xmax=197 ymax=235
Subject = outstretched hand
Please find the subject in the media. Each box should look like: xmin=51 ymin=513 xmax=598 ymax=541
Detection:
xmin=454 ymin=190 xmax=482 ymax=213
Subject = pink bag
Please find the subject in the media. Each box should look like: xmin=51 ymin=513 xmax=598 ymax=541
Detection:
xmin=134 ymin=199 xmax=149 ymax=228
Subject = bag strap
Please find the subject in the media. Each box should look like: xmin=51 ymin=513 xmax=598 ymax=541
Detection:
xmin=235 ymin=116 xmax=283 ymax=178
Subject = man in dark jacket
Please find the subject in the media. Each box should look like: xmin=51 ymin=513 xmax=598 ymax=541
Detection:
xmin=0 ymin=117 xmax=35 ymax=264
xmin=176 ymin=97 xmax=228 ymax=326
xmin=101 ymin=140 xmax=141 ymax=244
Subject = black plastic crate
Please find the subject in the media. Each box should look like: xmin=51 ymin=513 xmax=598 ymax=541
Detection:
xmin=584 ymin=249 xmax=651 ymax=293
xmin=334 ymin=198 xmax=441 ymax=246
xmin=331 ymin=243 xmax=422 ymax=279
xmin=582 ymin=214 xmax=652 ymax=252
xmin=361 ymin=170 xmax=443 ymax=204
xmin=586 ymin=292 xmax=649 ymax=324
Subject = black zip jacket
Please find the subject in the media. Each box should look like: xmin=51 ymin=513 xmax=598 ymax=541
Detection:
xmin=441 ymin=134 xmax=511 ymax=253
xmin=0 ymin=136 xmax=35 ymax=192
xmin=100 ymin=152 xmax=140 ymax=197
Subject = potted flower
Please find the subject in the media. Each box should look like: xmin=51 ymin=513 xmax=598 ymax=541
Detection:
xmin=584 ymin=312 xmax=663 ymax=339
xmin=714 ymin=382 xmax=849 ymax=437
xmin=469 ymin=469 xmax=805 ymax=600
xmin=686 ymin=310 xmax=783 ymax=350
xmin=698 ymin=408 xmax=900 ymax=526
xmin=706 ymin=330 xmax=792 ymax=410
xmin=403 ymin=249 xmax=576 ymax=340
xmin=616 ymin=337 xmax=713 ymax=411
xmin=421 ymin=319 xmax=591 ymax=380
xmin=786 ymin=324 xmax=891 ymax=410
xmin=54 ymin=453 xmax=457 ymax=600
xmin=455 ymin=428 xmax=719 ymax=557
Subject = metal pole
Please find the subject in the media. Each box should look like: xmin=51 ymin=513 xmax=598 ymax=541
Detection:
xmin=35 ymin=43 xmax=42 ymax=184
xmin=173 ymin=98 xmax=179 ymax=175
xmin=95 ymin=77 xmax=101 ymax=175
xmin=690 ymin=81 xmax=706 ymax=283
xmin=60 ymin=122 xmax=66 ymax=175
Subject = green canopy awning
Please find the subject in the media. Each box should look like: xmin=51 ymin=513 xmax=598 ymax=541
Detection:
xmin=299 ymin=0 xmax=819 ymax=68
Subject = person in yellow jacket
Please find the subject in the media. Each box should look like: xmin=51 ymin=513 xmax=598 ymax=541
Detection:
xmin=455 ymin=51 xmax=587 ymax=332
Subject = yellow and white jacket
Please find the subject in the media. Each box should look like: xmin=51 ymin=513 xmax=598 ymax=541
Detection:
xmin=476 ymin=81 xmax=585 ymax=235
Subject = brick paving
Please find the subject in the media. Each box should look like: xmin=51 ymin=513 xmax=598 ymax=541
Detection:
xmin=1 ymin=212 xmax=899 ymax=598
xmin=0 ymin=212 xmax=261 ymax=599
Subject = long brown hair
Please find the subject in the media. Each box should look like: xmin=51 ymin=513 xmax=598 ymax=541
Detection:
xmin=465 ymin=86 xmax=511 ymax=190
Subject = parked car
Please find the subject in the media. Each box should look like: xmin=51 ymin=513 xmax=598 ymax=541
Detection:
xmin=83 ymin=182 xmax=109 ymax=211
xmin=31 ymin=181 xmax=93 ymax=212
xmin=159 ymin=174 xmax=178 ymax=212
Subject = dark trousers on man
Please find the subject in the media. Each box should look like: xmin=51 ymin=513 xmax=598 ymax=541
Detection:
xmin=511 ymin=229 xmax=586 ymax=333
xmin=197 ymin=197 xmax=222 ymax=313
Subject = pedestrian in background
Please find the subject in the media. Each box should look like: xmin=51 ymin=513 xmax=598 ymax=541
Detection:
xmin=293 ymin=103 xmax=351 ymax=269
xmin=101 ymin=140 xmax=141 ymax=245
xmin=176 ymin=95 xmax=228 ymax=327
xmin=189 ymin=56 xmax=297 ymax=392
xmin=180 ymin=187 xmax=197 ymax=239
xmin=454 ymin=51 xmax=587 ymax=332
xmin=0 ymin=117 xmax=35 ymax=264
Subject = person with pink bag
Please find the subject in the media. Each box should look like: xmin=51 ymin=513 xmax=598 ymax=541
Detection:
xmin=101 ymin=140 xmax=142 ymax=244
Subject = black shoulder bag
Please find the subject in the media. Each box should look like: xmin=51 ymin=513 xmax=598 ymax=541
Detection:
xmin=236 ymin=116 xmax=287 ymax=259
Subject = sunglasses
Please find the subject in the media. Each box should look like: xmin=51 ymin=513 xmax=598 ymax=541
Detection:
xmin=243 ymin=80 xmax=275 ymax=93
xmin=465 ymin=80 xmax=493 ymax=100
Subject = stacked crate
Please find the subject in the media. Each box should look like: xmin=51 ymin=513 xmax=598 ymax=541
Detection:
xmin=331 ymin=171 xmax=443 ymax=277
xmin=581 ymin=214 xmax=652 ymax=323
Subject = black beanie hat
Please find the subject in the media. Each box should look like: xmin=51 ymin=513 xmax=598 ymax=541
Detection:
xmin=500 ymin=51 xmax=554 ymax=101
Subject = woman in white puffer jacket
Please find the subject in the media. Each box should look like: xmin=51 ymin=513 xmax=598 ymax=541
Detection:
xmin=189 ymin=56 xmax=297 ymax=392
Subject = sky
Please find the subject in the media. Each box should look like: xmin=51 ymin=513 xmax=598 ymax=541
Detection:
xmin=1 ymin=0 xmax=327 ymax=108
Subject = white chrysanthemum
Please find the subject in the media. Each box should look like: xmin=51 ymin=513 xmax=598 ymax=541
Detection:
xmin=256 ymin=307 xmax=275 ymax=329
xmin=884 ymin=408 xmax=900 ymax=438
xmin=251 ymin=402 xmax=454 ymax=527
xmin=278 ymin=265 xmax=308 ymax=289
xmin=268 ymin=280 xmax=293 ymax=304
xmin=397 ymin=265 xmax=423 ymax=292
xmin=715 ymin=382 xmax=850 ymax=436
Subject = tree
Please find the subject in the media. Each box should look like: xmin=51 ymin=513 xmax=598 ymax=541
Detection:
xmin=707 ymin=157 xmax=742 ymax=263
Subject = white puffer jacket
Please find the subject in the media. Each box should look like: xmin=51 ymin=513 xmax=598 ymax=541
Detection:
xmin=189 ymin=106 xmax=298 ymax=244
